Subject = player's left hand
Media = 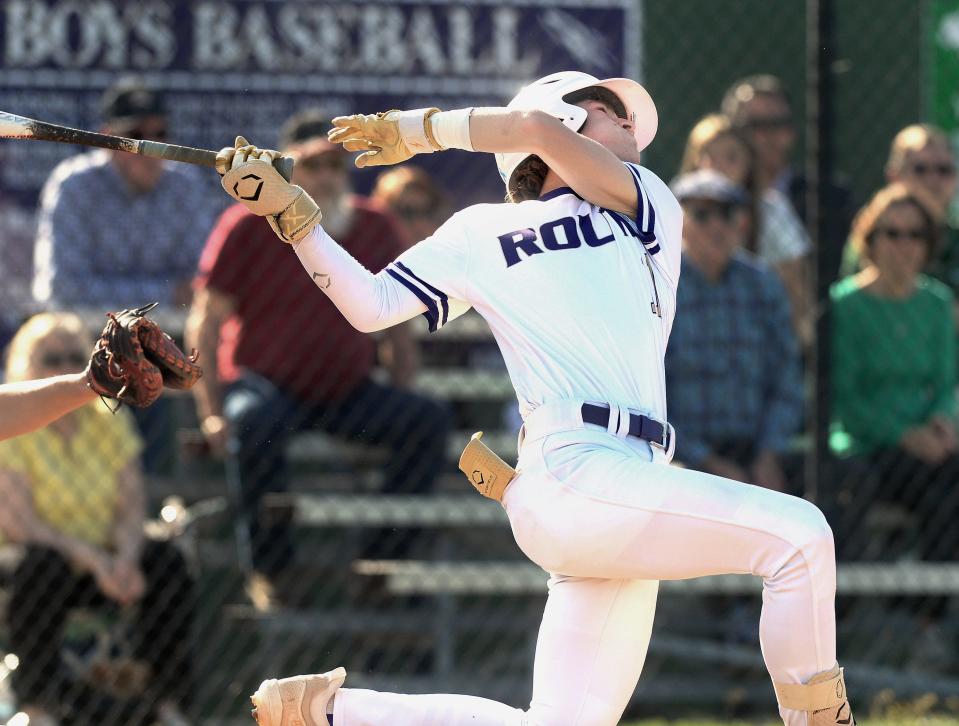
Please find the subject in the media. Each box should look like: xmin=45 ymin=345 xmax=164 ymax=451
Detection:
xmin=217 ymin=136 xmax=322 ymax=243
xmin=328 ymin=109 xmax=440 ymax=168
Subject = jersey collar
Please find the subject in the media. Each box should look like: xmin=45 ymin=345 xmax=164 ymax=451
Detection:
xmin=538 ymin=186 xmax=582 ymax=202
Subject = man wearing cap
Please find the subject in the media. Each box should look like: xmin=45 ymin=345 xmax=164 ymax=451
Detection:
xmin=32 ymin=76 xmax=223 ymax=310
xmin=185 ymin=109 xmax=451 ymax=607
xmin=32 ymin=77 xmax=225 ymax=476
xmin=666 ymin=169 xmax=804 ymax=492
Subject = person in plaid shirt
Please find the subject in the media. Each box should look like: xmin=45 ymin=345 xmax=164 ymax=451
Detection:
xmin=665 ymin=169 xmax=804 ymax=493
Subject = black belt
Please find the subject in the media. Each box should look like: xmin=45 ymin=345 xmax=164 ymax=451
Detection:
xmin=581 ymin=403 xmax=671 ymax=449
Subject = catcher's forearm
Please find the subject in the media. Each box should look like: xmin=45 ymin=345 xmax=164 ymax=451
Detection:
xmin=0 ymin=373 xmax=96 ymax=441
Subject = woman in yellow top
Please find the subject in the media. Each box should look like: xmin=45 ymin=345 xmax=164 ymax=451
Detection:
xmin=0 ymin=313 xmax=193 ymax=726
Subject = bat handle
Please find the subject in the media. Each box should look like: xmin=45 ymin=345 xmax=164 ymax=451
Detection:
xmin=138 ymin=141 xmax=295 ymax=182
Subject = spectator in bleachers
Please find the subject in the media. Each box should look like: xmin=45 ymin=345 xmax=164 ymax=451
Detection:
xmin=371 ymin=165 xmax=451 ymax=252
xmin=830 ymin=183 xmax=959 ymax=561
xmin=186 ymin=109 xmax=451 ymax=608
xmin=693 ymin=102 xmax=812 ymax=345
xmin=31 ymin=76 xmax=225 ymax=475
xmin=842 ymin=124 xmax=959 ymax=299
xmin=0 ymin=312 xmax=193 ymax=726
xmin=666 ymin=169 xmax=804 ymax=492
xmin=0 ymin=181 xmax=38 ymax=350
xmin=722 ymin=73 xmax=855 ymax=283
xmin=369 ymin=165 xmax=454 ymax=381
xmin=679 ymin=113 xmax=760 ymax=254
xmin=32 ymin=76 xmax=222 ymax=309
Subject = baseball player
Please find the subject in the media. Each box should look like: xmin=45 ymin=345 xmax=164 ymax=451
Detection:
xmin=216 ymin=71 xmax=855 ymax=726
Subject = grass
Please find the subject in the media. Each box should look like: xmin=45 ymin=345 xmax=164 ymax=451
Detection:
xmin=619 ymin=687 xmax=959 ymax=725
xmin=622 ymin=720 xmax=959 ymax=725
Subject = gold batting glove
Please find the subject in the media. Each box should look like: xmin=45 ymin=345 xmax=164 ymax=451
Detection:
xmin=217 ymin=136 xmax=321 ymax=244
xmin=328 ymin=108 xmax=441 ymax=168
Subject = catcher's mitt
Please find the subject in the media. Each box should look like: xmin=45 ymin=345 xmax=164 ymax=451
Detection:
xmin=86 ymin=302 xmax=202 ymax=410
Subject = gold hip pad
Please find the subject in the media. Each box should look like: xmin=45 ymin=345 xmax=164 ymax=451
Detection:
xmin=458 ymin=432 xmax=517 ymax=502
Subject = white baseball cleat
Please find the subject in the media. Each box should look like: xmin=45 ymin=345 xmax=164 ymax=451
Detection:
xmin=250 ymin=667 xmax=346 ymax=726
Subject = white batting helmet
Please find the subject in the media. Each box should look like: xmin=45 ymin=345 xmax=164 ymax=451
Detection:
xmin=495 ymin=71 xmax=658 ymax=196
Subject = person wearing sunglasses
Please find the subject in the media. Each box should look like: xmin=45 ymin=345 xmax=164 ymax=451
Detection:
xmin=841 ymin=126 xmax=959 ymax=300
xmin=719 ymin=79 xmax=818 ymax=346
xmin=0 ymin=312 xmax=194 ymax=726
xmin=830 ymin=184 xmax=958 ymax=556
xmin=679 ymin=113 xmax=814 ymax=346
xmin=721 ymin=75 xmax=797 ymax=197
xmin=722 ymin=74 xmax=856 ymax=288
xmin=886 ymin=125 xmax=959 ymax=297
xmin=33 ymin=76 xmax=223 ymax=311
xmin=31 ymin=76 xmax=225 ymax=476
xmin=186 ymin=108 xmax=450 ymax=610
xmin=666 ymin=169 xmax=803 ymax=493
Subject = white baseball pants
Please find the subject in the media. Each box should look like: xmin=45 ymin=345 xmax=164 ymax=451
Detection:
xmin=332 ymin=401 xmax=837 ymax=726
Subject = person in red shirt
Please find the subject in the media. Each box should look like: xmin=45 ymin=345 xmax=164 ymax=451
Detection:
xmin=186 ymin=111 xmax=451 ymax=605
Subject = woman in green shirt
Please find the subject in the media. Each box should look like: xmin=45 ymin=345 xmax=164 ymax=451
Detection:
xmin=830 ymin=183 xmax=958 ymax=561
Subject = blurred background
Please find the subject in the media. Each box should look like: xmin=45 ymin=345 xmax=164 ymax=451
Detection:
xmin=1 ymin=0 xmax=959 ymax=724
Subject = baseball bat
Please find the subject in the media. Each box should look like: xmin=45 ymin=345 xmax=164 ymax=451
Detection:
xmin=0 ymin=110 xmax=294 ymax=181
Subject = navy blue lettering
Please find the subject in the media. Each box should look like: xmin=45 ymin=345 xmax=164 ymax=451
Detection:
xmin=540 ymin=217 xmax=581 ymax=251
xmin=579 ymin=214 xmax=615 ymax=248
xmin=498 ymin=228 xmax=543 ymax=267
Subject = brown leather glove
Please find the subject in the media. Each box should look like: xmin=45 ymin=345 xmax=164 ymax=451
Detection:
xmin=85 ymin=302 xmax=202 ymax=410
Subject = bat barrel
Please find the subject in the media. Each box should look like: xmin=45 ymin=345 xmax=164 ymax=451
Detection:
xmin=0 ymin=110 xmax=294 ymax=182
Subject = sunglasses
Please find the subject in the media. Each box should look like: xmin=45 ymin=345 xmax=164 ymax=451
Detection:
xmin=41 ymin=352 xmax=88 ymax=368
xmin=908 ymin=162 xmax=956 ymax=178
xmin=874 ymin=226 xmax=927 ymax=243
xmin=685 ymin=203 xmax=740 ymax=225
xmin=744 ymin=115 xmax=793 ymax=130
xmin=125 ymin=126 xmax=168 ymax=141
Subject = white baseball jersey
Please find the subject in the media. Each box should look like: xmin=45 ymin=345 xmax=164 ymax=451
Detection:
xmin=385 ymin=162 xmax=682 ymax=422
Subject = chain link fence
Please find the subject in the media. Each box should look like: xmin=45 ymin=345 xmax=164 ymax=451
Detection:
xmin=0 ymin=0 xmax=958 ymax=724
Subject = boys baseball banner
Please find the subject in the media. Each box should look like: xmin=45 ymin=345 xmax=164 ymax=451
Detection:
xmin=0 ymin=0 xmax=641 ymax=205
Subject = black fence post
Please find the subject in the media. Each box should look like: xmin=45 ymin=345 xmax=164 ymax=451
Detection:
xmin=805 ymin=0 xmax=836 ymax=504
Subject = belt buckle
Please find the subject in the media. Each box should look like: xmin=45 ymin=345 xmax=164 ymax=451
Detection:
xmin=649 ymin=419 xmax=669 ymax=450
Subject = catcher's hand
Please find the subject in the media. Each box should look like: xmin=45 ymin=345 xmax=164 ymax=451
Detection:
xmin=328 ymin=108 xmax=440 ymax=168
xmin=217 ymin=136 xmax=321 ymax=243
xmin=85 ymin=302 xmax=202 ymax=410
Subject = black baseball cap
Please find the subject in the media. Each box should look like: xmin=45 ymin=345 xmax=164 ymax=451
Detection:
xmin=670 ymin=169 xmax=750 ymax=206
xmin=100 ymin=76 xmax=166 ymax=129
